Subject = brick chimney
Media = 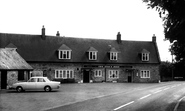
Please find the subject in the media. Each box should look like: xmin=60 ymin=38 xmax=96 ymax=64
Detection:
xmin=117 ymin=32 xmax=121 ymax=44
xmin=56 ymin=31 xmax=60 ymax=36
xmin=41 ymin=25 xmax=46 ymax=40
xmin=152 ymin=34 xmax=156 ymax=42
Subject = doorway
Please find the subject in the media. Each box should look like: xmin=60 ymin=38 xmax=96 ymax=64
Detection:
xmin=83 ymin=70 xmax=90 ymax=83
xmin=128 ymin=76 xmax=132 ymax=83
xmin=1 ymin=71 xmax=7 ymax=89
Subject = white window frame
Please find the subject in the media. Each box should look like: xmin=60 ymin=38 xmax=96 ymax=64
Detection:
xmin=55 ymin=69 xmax=74 ymax=79
xmin=59 ymin=50 xmax=71 ymax=59
xmin=140 ymin=70 xmax=150 ymax=78
xmin=110 ymin=52 xmax=118 ymax=60
xmin=108 ymin=70 xmax=119 ymax=79
xmin=94 ymin=70 xmax=102 ymax=77
xmin=142 ymin=53 xmax=149 ymax=61
xmin=89 ymin=51 xmax=97 ymax=60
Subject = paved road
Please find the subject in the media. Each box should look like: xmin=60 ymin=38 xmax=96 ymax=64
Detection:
xmin=45 ymin=82 xmax=185 ymax=111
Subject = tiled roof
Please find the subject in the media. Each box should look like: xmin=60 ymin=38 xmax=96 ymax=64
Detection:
xmin=0 ymin=48 xmax=33 ymax=70
xmin=0 ymin=33 xmax=161 ymax=64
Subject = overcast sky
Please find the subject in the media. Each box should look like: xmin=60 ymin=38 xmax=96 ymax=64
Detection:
xmin=0 ymin=0 xmax=172 ymax=61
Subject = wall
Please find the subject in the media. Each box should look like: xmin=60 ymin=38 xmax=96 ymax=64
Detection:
xmin=132 ymin=64 xmax=160 ymax=83
xmin=7 ymin=71 xmax=18 ymax=88
xmin=29 ymin=63 xmax=160 ymax=83
xmin=30 ymin=63 xmax=83 ymax=83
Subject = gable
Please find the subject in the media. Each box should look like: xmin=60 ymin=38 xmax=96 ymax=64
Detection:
xmin=58 ymin=44 xmax=72 ymax=51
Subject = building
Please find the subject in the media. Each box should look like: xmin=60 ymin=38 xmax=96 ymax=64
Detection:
xmin=0 ymin=48 xmax=33 ymax=89
xmin=0 ymin=27 xmax=161 ymax=83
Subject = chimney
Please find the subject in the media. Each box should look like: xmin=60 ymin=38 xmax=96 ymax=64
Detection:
xmin=41 ymin=25 xmax=46 ymax=40
xmin=56 ymin=31 xmax=60 ymax=36
xmin=152 ymin=34 xmax=156 ymax=42
xmin=117 ymin=32 xmax=121 ymax=44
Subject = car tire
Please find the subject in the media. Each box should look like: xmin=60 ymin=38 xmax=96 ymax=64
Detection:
xmin=44 ymin=86 xmax=51 ymax=92
xmin=16 ymin=86 xmax=23 ymax=92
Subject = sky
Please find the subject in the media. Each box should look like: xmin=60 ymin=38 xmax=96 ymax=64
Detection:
xmin=0 ymin=0 xmax=172 ymax=61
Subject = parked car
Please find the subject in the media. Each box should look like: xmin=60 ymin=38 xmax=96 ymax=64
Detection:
xmin=11 ymin=77 xmax=60 ymax=92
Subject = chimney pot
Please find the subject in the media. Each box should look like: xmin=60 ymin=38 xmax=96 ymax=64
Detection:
xmin=56 ymin=31 xmax=60 ymax=36
xmin=117 ymin=32 xmax=121 ymax=44
xmin=41 ymin=25 xmax=46 ymax=40
xmin=152 ymin=34 xmax=156 ymax=42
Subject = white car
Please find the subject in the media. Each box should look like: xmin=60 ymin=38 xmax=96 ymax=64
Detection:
xmin=11 ymin=77 xmax=60 ymax=92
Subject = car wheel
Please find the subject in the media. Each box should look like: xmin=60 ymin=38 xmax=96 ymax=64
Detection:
xmin=16 ymin=86 xmax=23 ymax=92
xmin=44 ymin=86 xmax=51 ymax=92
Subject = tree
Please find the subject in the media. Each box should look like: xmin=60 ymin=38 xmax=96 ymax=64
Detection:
xmin=142 ymin=0 xmax=185 ymax=62
xmin=159 ymin=61 xmax=173 ymax=81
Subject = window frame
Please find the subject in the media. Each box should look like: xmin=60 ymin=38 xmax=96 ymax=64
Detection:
xmin=110 ymin=52 xmax=118 ymax=60
xmin=94 ymin=70 xmax=103 ymax=77
xmin=89 ymin=51 xmax=97 ymax=60
xmin=108 ymin=70 xmax=119 ymax=79
xmin=55 ymin=69 xmax=74 ymax=79
xmin=58 ymin=50 xmax=71 ymax=59
xmin=142 ymin=53 xmax=150 ymax=61
xmin=140 ymin=70 xmax=150 ymax=78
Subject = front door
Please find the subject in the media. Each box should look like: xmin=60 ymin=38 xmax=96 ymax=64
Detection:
xmin=1 ymin=71 xmax=7 ymax=89
xmin=83 ymin=70 xmax=90 ymax=83
xmin=128 ymin=76 xmax=132 ymax=82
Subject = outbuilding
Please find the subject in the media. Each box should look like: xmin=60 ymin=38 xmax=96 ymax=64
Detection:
xmin=0 ymin=48 xmax=33 ymax=89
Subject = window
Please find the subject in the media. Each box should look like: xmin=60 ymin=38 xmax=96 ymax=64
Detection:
xmin=140 ymin=70 xmax=150 ymax=78
xmin=142 ymin=53 xmax=149 ymax=61
xmin=110 ymin=52 xmax=118 ymax=60
xmin=59 ymin=50 xmax=71 ymax=59
xmin=28 ymin=78 xmax=37 ymax=82
xmin=89 ymin=51 xmax=97 ymax=60
xmin=55 ymin=69 xmax=74 ymax=79
xmin=108 ymin=70 xmax=119 ymax=79
xmin=94 ymin=70 xmax=102 ymax=77
xmin=38 ymin=78 xmax=45 ymax=82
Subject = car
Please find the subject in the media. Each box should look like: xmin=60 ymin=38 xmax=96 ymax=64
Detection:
xmin=11 ymin=77 xmax=60 ymax=92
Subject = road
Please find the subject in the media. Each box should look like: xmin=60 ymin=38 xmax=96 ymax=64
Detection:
xmin=46 ymin=82 xmax=185 ymax=111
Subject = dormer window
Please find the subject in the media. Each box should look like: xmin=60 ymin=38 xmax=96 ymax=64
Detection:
xmin=87 ymin=47 xmax=98 ymax=61
xmin=110 ymin=52 xmax=118 ymax=60
xmin=141 ymin=49 xmax=150 ymax=61
xmin=58 ymin=44 xmax=72 ymax=59
xmin=109 ymin=47 xmax=119 ymax=60
xmin=142 ymin=53 xmax=149 ymax=61
xmin=59 ymin=50 xmax=71 ymax=59
xmin=89 ymin=51 xmax=97 ymax=60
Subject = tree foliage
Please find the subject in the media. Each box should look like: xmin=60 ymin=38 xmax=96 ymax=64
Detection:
xmin=159 ymin=61 xmax=173 ymax=81
xmin=143 ymin=0 xmax=185 ymax=62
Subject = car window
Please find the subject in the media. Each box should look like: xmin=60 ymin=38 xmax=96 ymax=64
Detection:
xmin=38 ymin=78 xmax=45 ymax=82
xmin=28 ymin=78 xmax=37 ymax=82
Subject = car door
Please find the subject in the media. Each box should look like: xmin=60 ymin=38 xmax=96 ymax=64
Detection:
xmin=25 ymin=78 xmax=37 ymax=90
xmin=36 ymin=78 xmax=46 ymax=90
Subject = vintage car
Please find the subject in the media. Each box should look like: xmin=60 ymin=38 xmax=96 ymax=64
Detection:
xmin=11 ymin=77 xmax=60 ymax=92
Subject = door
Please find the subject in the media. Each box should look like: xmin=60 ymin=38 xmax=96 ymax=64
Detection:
xmin=83 ymin=70 xmax=90 ymax=83
xmin=1 ymin=71 xmax=7 ymax=89
xmin=25 ymin=78 xmax=37 ymax=90
xmin=36 ymin=78 xmax=46 ymax=89
xmin=128 ymin=76 xmax=132 ymax=82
